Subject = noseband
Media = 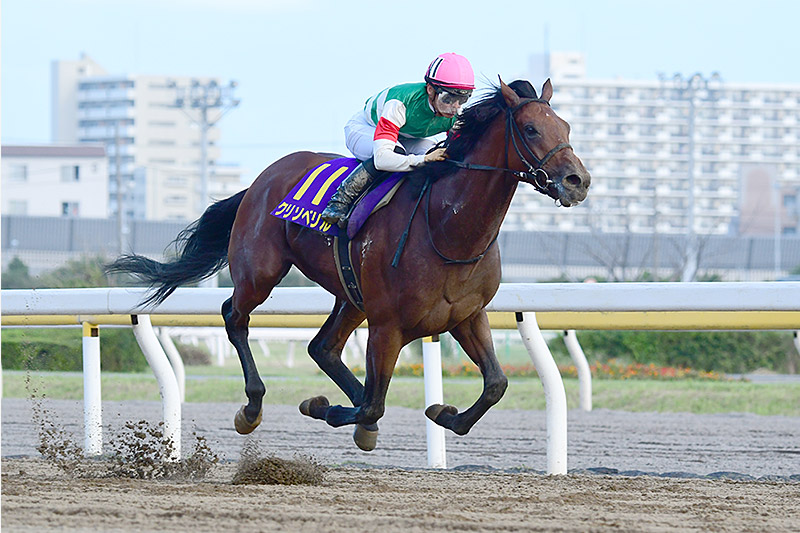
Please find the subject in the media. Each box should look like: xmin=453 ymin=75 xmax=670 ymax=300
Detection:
xmin=505 ymin=99 xmax=572 ymax=192
xmin=448 ymin=98 xmax=572 ymax=195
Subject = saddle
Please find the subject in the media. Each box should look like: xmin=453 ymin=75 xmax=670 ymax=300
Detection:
xmin=270 ymin=158 xmax=406 ymax=310
xmin=270 ymin=157 xmax=404 ymax=239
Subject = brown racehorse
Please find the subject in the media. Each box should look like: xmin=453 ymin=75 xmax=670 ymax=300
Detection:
xmin=108 ymin=79 xmax=590 ymax=451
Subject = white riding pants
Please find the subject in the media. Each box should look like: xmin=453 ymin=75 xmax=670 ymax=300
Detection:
xmin=344 ymin=111 xmax=443 ymax=162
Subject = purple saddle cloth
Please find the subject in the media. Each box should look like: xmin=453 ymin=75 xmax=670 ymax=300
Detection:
xmin=269 ymin=157 xmax=403 ymax=239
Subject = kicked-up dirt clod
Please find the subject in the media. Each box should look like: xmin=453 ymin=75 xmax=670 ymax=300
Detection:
xmin=232 ymin=438 xmax=326 ymax=485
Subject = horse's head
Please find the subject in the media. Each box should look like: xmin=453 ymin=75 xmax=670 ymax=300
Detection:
xmin=500 ymin=78 xmax=591 ymax=207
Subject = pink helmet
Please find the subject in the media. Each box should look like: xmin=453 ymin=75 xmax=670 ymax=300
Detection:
xmin=425 ymin=53 xmax=475 ymax=93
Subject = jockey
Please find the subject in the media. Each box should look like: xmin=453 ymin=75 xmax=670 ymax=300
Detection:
xmin=321 ymin=52 xmax=475 ymax=226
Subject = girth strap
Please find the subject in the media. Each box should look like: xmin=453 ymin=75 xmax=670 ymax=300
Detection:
xmin=333 ymin=232 xmax=365 ymax=312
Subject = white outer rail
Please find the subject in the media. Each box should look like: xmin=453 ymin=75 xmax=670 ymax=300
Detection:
xmin=6 ymin=282 xmax=800 ymax=316
xmin=4 ymin=282 xmax=800 ymax=473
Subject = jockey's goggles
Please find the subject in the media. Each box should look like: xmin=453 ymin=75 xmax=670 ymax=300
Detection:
xmin=436 ymin=88 xmax=472 ymax=106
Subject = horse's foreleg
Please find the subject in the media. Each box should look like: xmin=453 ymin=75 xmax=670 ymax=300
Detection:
xmin=223 ymin=295 xmax=266 ymax=434
xmin=426 ymin=310 xmax=508 ymax=435
xmin=300 ymin=299 xmax=378 ymax=449
xmin=304 ymin=299 xmax=366 ymax=407
xmin=322 ymin=327 xmax=401 ymax=449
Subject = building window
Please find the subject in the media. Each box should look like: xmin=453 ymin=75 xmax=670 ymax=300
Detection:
xmin=8 ymin=164 xmax=27 ymax=181
xmin=61 ymin=165 xmax=80 ymax=182
xmin=61 ymin=202 xmax=80 ymax=217
xmin=165 ymin=176 xmax=187 ymax=187
xmin=783 ymin=194 xmax=797 ymax=211
xmin=164 ymin=195 xmax=187 ymax=206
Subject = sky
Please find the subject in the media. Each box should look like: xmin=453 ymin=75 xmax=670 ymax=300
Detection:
xmin=3 ymin=0 xmax=800 ymax=179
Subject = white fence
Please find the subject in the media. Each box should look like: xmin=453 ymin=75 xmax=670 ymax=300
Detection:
xmin=3 ymin=282 xmax=800 ymax=473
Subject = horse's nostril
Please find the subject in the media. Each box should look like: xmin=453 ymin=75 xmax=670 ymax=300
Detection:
xmin=564 ymin=174 xmax=582 ymax=188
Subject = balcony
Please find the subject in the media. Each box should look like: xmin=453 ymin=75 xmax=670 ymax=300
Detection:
xmin=78 ymin=87 xmax=134 ymax=101
xmin=77 ymin=107 xmax=135 ymax=120
xmin=78 ymin=125 xmax=137 ymax=139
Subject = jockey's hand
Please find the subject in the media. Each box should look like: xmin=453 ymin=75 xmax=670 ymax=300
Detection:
xmin=424 ymin=148 xmax=448 ymax=163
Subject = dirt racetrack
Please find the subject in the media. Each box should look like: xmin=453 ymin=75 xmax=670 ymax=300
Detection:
xmin=3 ymin=399 xmax=800 ymax=532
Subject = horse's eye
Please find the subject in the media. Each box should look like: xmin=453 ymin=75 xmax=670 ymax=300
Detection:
xmin=524 ymin=125 xmax=539 ymax=137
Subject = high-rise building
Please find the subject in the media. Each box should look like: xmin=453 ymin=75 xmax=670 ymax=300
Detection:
xmin=509 ymin=52 xmax=800 ymax=237
xmin=51 ymin=54 xmax=243 ymax=222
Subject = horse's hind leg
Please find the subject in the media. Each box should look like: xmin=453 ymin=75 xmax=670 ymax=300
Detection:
xmin=222 ymin=295 xmax=265 ymax=434
xmin=223 ymin=259 xmax=289 ymax=434
xmin=426 ymin=309 xmax=508 ymax=435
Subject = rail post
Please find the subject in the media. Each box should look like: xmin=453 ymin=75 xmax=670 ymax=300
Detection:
xmin=516 ymin=312 xmax=567 ymax=475
xmin=422 ymin=335 xmax=447 ymax=468
xmin=563 ymin=330 xmax=592 ymax=411
xmin=156 ymin=329 xmax=186 ymax=403
xmin=81 ymin=321 xmax=103 ymax=456
xmin=131 ymin=315 xmax=181 ymax=460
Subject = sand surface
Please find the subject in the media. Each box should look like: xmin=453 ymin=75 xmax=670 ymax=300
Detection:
xmin=2 ymin=399 xmax=800 ymax=532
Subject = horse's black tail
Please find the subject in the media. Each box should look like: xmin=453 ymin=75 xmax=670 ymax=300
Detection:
xmin=107 ymin=189 xmax=248 ymax=306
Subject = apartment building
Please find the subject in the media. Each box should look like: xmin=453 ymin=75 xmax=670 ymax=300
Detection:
xmin=51 ymin=54 xmax=243 ymax=221
xmin=508 ymin=53 xmax=800 ymax=237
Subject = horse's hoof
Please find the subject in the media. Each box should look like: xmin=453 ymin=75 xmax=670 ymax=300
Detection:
xmin=234 ymin=405 xmax=263 ymax=435
xmin=298 ymin=396 xmax=330 ymax=419
xmin=353 ymin=424 xmax=379 ymax=452
xmin=425 ymin=404 xmax=458 ymax=425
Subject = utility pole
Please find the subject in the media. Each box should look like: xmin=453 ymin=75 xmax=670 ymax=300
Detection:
xmin=669 ymin=72 xmax=721 ymax=282
xmin=169 ymin=78 xmax=239 ymax=288
xmin=169 ymin=79 xmax=240 ymax=216
xmin=652 ymin=180 xmax=660 ymax=280
xmin=774 ymin=180 xmax=782 ymax=279
xmin=684 ymin=78 xmax=698 ymax=282
xmin=115 ymin=122 xmax=124 ymax=254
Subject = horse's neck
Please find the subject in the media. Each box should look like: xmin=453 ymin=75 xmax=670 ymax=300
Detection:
xmin=429 ymin=152 xmax=517 ymax=257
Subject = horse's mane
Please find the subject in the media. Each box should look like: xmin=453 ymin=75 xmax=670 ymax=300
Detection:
xmin=411 ymin=79 xmax=538 ymax=182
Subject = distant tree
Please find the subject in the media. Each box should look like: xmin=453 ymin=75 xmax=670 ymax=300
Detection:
xmin=36 ymin=256 xmax=114 ymax=288
xmin=2 ymin=255 xmax=119 ymax=289
xmin=1 ymin=257 xmax=34 ymax=288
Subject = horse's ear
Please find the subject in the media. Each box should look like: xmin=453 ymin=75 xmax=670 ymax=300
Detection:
xmin=541 ymin=78 xmax=553 ymax=102
xmin=499 ymin=76 xmax=520 ymax=108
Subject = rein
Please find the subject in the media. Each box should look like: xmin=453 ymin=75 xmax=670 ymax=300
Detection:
xmin=391 ymin=97 xmax=570 ymax=267
xmin=390 ymin=175 xmax=498 ymax=267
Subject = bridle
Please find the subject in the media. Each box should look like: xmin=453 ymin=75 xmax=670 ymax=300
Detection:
xmin=447 ymin=98 xmax=572 ymax=195
xmin=392 ymin=97 xmax=573 ymax=267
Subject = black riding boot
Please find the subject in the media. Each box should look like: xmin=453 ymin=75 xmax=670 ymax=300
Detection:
xmin=321 ymin=158 xmax=385 ymax=227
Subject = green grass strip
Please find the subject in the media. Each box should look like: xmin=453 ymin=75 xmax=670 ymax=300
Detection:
xmin=5 ymin=372 xmax=799 ymax=416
